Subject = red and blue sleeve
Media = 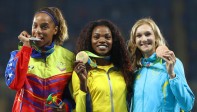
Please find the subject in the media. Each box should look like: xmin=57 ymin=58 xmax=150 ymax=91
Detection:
xmin=5 ymin=46 xmax=32 ymax=91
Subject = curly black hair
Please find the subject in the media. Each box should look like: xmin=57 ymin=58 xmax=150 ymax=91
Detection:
xmin=75 ymin=19 xmax=134 ymax=94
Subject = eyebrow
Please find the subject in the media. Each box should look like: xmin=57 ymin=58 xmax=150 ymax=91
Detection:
xmin=136 ymin=30 xmax=152 ymax=34
xmin=40 ymin=23 xmax=49 ymax=25
xmin=93 ymin=32 xmax=111 ymax=34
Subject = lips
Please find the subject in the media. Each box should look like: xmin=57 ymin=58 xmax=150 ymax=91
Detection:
xmin=140 ymin=41 xmax=152 ymax=46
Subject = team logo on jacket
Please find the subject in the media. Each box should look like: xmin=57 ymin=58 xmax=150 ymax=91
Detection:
xmin=56 ymin=62 xmax=66 ymax=72
xmin=28 ymin=65 xmax=34 ymax=70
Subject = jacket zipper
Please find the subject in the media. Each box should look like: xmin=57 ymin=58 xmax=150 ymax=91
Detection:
xmin=107 ymin=67 xmax=117 ymax=112
xmin=142 ymin=68 xmax=148 ymax=112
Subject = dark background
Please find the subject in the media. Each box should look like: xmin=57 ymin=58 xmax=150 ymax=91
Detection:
xmin=0 ymin=0 xmax=196 ymax=111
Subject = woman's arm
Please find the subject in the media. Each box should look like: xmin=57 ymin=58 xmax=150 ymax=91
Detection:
xmin=72 ymin=71 xmax=87 ymax=112
xmin=169 ymin=58 xmax=195 ymax=111
xmin=5 ymin=46 xmax=32 ymax=90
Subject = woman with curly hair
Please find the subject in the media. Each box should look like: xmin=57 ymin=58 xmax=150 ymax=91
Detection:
xmin=5 ymin=7 xmax=75 ymax=112
xmin=72 ymin=19 xmax=134 ymax=112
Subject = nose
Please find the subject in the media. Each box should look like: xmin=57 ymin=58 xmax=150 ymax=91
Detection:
xmin=141 ymin=35 xmax=147 ymax=42
xmin=32 ymin=28 xmax=42 ymax=38
xmin=34 ymin=27 xmax=41 ymax=34
xmin=98 ymin=37 xmax=106 ymax=43
xmin=36 ymin=28 xmax=41 ymax=33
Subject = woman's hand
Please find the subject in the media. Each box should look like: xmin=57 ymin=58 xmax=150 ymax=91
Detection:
xmin=160 ymin=50 xmax=176 ymax=78
xmin=18 ymin=31 xmax=31 ymax=47
xmin=74 ymin=60 xmax=88 ymax=92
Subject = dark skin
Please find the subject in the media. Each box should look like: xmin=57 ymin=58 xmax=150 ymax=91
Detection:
xmin=74 ymin=25 xmax=113 ymax=93
xmin=74 ymin=61 xmax=88 ymax=92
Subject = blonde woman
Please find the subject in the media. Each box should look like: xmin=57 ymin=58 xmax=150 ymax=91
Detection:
xmin=128 ymin=18 xmax=195 ymax=112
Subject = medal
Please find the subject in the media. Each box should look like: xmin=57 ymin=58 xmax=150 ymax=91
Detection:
xmin=76 ymin=51 xmax=110 ymax=68
xmin=156 ymin=45 xmax=169 ymax=58
xmin=29 ymin=37 xmax=41 ymax=51
xmin=76 ymin=51 xmax=89 ymax=64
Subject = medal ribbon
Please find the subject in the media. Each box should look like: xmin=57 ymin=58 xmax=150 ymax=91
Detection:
xmin=84 ymin=51 xmax=110 ymax=68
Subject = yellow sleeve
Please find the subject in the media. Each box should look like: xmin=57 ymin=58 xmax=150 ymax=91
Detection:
xmin=72 ymin=71 xmax=87 ymax=112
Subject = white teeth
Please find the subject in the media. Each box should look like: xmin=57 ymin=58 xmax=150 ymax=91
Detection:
xmin=141 ymin=43 xmax=149 ymax=46
xmin=29 ymin=37 xmax=41 ymax=41
xmin=98 ymin=46 xmax=107 ymax=49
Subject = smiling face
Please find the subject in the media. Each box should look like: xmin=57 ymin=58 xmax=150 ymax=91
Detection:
xmin=32 ymin=12 xmax=58 ymax=47
xmin=135 ymin=24 xmax=156 ymax=58
xmin=91 ymin=25 xmax=113 ymax=56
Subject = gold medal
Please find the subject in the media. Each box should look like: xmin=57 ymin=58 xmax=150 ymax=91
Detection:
xmin=76 ymin=51 xmax=89 ymax=64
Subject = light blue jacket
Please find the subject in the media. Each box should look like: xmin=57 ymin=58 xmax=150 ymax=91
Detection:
xmin=131 ymin=53 xmax=195 ymax=112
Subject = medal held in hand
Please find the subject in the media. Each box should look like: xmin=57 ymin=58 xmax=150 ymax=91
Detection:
xmin=76 ymin=51 xmax=89 ymax=64
xmin=29 ymin=37 xmax=41 ymax=50
xmin=18 ymin=37 xmax=41 ymax=50
xmin=156 ymin=45 xmax=169 ymax=58
xmin=76 ymin=51 xmax=110 ymax=68
xmin=76 ymin=51 xmax=97 ymax=68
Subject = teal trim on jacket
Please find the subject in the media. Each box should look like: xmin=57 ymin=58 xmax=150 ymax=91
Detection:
xmin=131 ymin=53 xmax=195 ymax=112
